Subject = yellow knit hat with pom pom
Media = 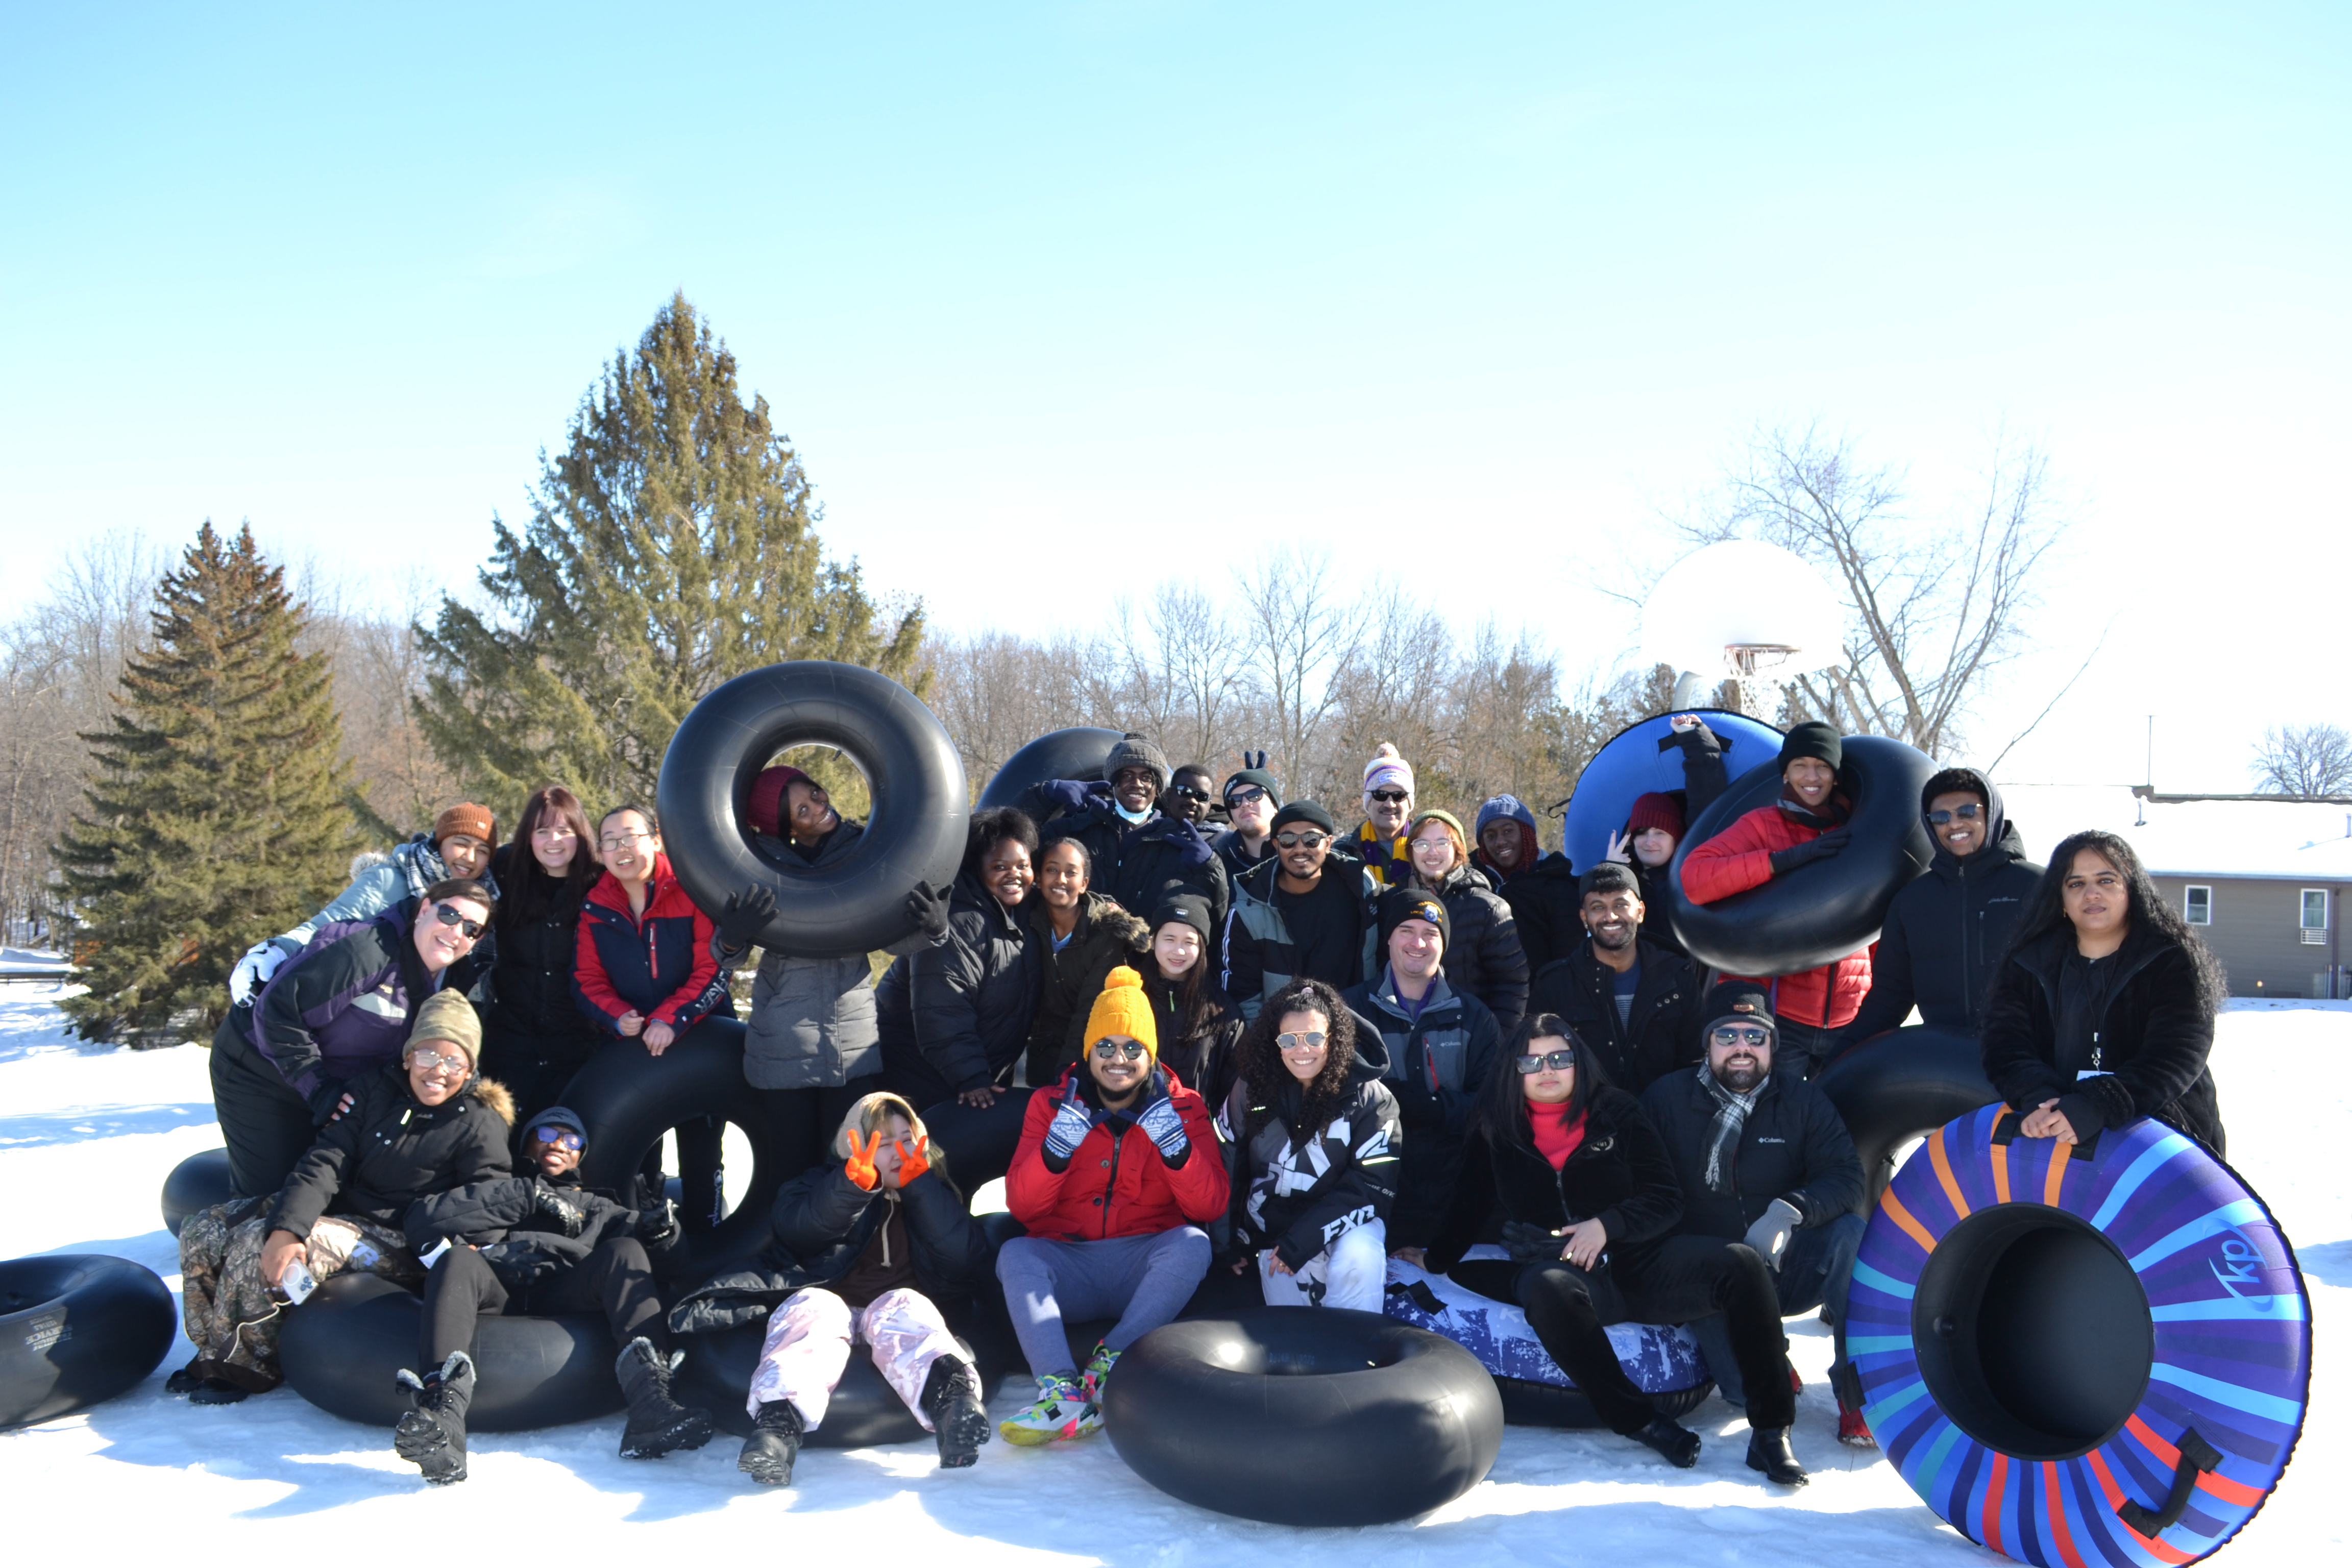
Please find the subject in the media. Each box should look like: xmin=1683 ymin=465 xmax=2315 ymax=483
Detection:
xmin=1083 ymin=966 xmax=1159 ymax=1063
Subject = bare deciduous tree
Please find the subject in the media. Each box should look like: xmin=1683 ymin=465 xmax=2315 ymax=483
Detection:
xmin=2251 ymin=723 xmax=2352 ymax=796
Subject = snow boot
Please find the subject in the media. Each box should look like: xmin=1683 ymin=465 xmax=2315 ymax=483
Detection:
xmin=1747 ymin=1424 xmax=1809 ymax=1486
xmin=1830 ymin=1359 xmax=1875 ymax=1447
xmin=1079 ymin=1340 xmax=1121 ymax=1404
xmin=1632 ymin=1416 xmax=1702 ymax=1468
xmin=738 ymin=1400 xmax=804 ymax=1487
xmin=920 ymin=1357 xmax=992 ymax=1469
xmin=394 ymin=1352 xmax=475 ymax=1485
xmin=998 ymin=1373 xmax=1100 ymax=1446
xmin=614 ymin=1336 xmax=716 ymax=1459
xmin=164 ymin=1356 xmax=211 ymax=1395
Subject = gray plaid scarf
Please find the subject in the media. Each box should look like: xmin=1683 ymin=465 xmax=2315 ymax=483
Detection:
xmin=1699 ymin=1064 xmax=1763 ymax=1195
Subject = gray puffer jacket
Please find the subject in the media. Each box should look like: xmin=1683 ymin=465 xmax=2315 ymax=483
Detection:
xmin=713 ymin=820 xmax=948 ymax=1091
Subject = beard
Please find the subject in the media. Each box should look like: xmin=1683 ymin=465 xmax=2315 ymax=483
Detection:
xmin=1712 ymin=1057 xmax=1766 ymax=1092
xmin=1589 ymin=921 xmax=1636 ymax=951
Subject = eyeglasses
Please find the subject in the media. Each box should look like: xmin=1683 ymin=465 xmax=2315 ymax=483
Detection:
xmin=1276 ymin=1031 xmax=1328 ymax=1052
xmin=408 ymin=1048 xmax=471 ymax=1074
xmin=531 ymin=1126 xmax=584 ymax=1151
xmin=1092 ymin=1038 xmax=1149 ymax=1061
xmin=1926 ymin=804 xmax=1984 ymax=824
xmin=1515 ymin=1049 xmax=1577 ymax=1074
xmin=1369 ymin=789 xmax=1410 ymax=805
xmin=1409 ymin=837 xmax=1454 ymax=855
xmin=598 ymin=830 xmax=652 ymax=852
xmin=1275 ymin=831 xmax=1328 ymax=849
xmin=432 ymin=902 xmax=485 ymax=940
xmin=1710 ymin=1024 xmax=1771 ymax=1048
xmin=1111 ymin=769 xmax=1157 ymax=789
xmin=1225 ymin=787 xmax=1267 ymax=807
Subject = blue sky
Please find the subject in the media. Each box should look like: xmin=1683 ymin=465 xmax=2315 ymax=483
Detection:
xmin=2 ymin=4 xmax=2343 ymax=790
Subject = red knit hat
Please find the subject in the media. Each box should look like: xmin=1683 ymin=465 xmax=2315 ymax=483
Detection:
xmin=1627 ymin=792 xmax=1684 ymax=837
xmin=746 ymin=766 xmax=812 ymax=838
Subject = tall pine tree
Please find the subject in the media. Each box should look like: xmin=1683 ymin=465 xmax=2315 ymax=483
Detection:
xmin=415 ymin=292 xmax=924 ymax=809
xmin=57 ymin=523 xmax=358 ymax=1042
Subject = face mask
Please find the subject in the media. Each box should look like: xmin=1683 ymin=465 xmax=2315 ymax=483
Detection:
xmin=1112 ymin=798 xmax=1154 ymax=825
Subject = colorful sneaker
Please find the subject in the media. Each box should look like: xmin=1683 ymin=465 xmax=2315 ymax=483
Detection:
xmin=1836 ymin=1398 xmax=1876 ymax=1449
xmin=1080 ymin=1342 xmax=1122 ymax=1405
xmin=997 ymin=1374 xmax=1100 ymax=1447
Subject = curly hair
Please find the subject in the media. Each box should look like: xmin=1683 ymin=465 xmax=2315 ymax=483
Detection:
xmin=1233 ymin=977 xmax=1359 ymax=1145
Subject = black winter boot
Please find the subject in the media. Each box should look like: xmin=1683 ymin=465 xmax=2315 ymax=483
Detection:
xmin=738 ymin=1399 xmax=804 ymax=1487
xmin=394 ymin=1352 xmax=476 ymax=1484
xmin=919 ymin=1357 xmax=992 ymax=1470
xmin=1746 ymin=1424 xmax=1809 ymax=1486
xmin=1632 ymin=1416 xmax=1702 ymax=1469
xmin=614 ymin=1336 xmax=716 ymax=1459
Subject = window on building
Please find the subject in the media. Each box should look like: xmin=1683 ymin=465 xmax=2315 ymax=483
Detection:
xmin=2302 ymin=889 xmax=2330 ymax=932
xmin=2185 ymin=886 xmax=2211 ymax=925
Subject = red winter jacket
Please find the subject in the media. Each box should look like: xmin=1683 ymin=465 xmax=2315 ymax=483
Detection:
xmin=1008 ymin=1065 xmax=1230 ymax=1242
xmin=1678 ymin=803 xmax=1873 ymax=1029
xmin=573 ymin=855 xmax=732 ymax=1036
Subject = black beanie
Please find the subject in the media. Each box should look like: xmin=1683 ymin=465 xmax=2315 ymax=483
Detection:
xmin=1222 ymin=767 xmax=1282 ymax=806
xmin=1579 ymin=863 xmax=1640 ymax=901
xmin=522 ymin=1105 xmax=589 ymax=1145
xmin=1778 ymin=722 xmax=1843 ymax=773
xmin=1701 ymin=982 xmax=1778 ymax=1040
xmin=1105 ymin=732 xmax=1172 ymax=791
xmin=1150 ymin=893 xmax=1215 ymax=946
xmin=1377 ymin=886 xmax=1452 ymax=951
xmin=1269 ymin=800 xmax=1336 ymax=835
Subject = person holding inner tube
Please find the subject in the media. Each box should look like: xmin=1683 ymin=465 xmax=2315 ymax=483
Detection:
xmin=227 ymin=801 xmax=503 ymax=1011
xmin=1136 ymin=893 xmax=1244 ymax=1111
xmin=1979 ymin=828 xmax=2227 ymax=1155
xmin=173 ymin=992 xmax=512 ymax=1407
xmin=1344 ymin=889 xmax=1501 ymax=1268
xmin=1212 ymin=761 xmax=1282 ymax=887
xmin=1019 ymin=732 xmax=1230 ymax=940
xmin=1837 ymin=766 xmax=2042 ymax=1047
xmin=1639 ymin=984 xmax=1871 ymax=1449
xmin=1352 ymin=742 xmax=1417 ymax=890
xmin=1222 ymin=801 xmax=1370 ymax=1021
xmin=209 ymin=876 xmax=497 ymax=1199
xmin=1428 ymin=1013 xmax=1808 ymax=1485
xmin=479 ymin=786 xmax=605 ymax=1129
xmin=995 ymin=968 xmax=1228 ymax=1444
xmin=1021 ymin=836 xmax=1153 ymax=1089
xmin=876 ymin=806 xmax=1043 ymax=1114
xmin=1219 ymin=977 xmax=1402 ymax=1311
xmin=1403 ymin=807 xmax=1530 ymax=1039
xmin=1679 ymin=721 xmax=1875 ymax=1076
xmin=397 ymin=1105 xmax=709 ymax=1480
xmin=1474 ymin=792 xmax=1584 ymax=974
xmin=1526 ymin=864 xmax=1705 ymax=1094
xmin=1601 ymin=714 xmax=1731 ymax=962
xmin=706 ymin=765 xmax=952 ymax=1171
xmin=574 ymin=805 xmax=738 ymax=1232
xmin=666 ymin=1092 xmax=995 ymax=1487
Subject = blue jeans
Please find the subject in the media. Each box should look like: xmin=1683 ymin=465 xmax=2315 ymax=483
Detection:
xmin=1692 ymin=1211 xmax=1864 ymax=1408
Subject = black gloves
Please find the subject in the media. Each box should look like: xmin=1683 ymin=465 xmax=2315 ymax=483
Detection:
xmin=905 ymin=881 xmax=951 ymax=942
xmin=1769 ymin=828 xmax=1850 ymax=876
xmin=532 ymin=1180 xmax=587 ymax=1237
xmin=635 ymin=1199 xmax=681 ymax=1252
xmin=716 ymin=885 xmax=777 ymax=950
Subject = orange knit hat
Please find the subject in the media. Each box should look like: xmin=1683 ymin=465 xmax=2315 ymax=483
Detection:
xmin=1083 ymin=966 xmax=1159 ymax=1064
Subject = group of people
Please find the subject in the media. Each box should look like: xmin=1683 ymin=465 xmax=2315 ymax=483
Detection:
xmin=172 ymin=722 xmax=2229 ymax=1502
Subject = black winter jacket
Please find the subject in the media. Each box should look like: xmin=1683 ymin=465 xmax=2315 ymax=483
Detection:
xmin=1492 ymin=853 xmax=1587 ymax=974
xmin=1412 ymin=864 xmax=1530 ymax=1040
xmin=1222 ymin=853 xmax=1371 ymax=1020
xmin=402 ymin=1167 xmax=674 ymax=1286
xmin=1842 ymin=769 xmax=2042 ymax=1041
xmin=1527 ymin=938 xmax=1705 ymax=1095
xmin=266 ymin=1062 xmax=513 ymax=1239
xmin=1980 ymin=925 xmax=2224 ymax=1154
xmin=1025 ymin=893 xmax=1153 ymax=1087
xmin=1343 ymin=970 xmax=1502 ymax=1250
xmin=1024 ymin=781 xmax=1231 ymax=930
xmin=666 ymin=1160 xmax=994 ymax=1335
xmin=1638 ymin=1064 xmax=1865 ymax=1237
xmin=1212 ymin=827 xmax=1277 ymax=892
xmin=1221 ymin=1040 xmax=1402 ymax=1270
xmin=1430 ymin=1086 xmax=1685 ymax=1279
xmin=1145 ymin=971 xmax=1246 ymax=1114
xmin=484 ymin=844 xmax=599 ymax=1045
xmin=876 ymin=870 xmax=1041 ymax=1103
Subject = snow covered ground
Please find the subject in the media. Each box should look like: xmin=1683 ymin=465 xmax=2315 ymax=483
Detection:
xmin=2 ymin=986 xmax=2341 ymax=1566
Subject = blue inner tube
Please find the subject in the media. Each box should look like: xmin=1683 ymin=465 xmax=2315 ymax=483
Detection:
xmin=976 ymin=726 xmax=1124 ymax=812
xmin=1561 ymin=708 xmax=1784 ymax=873
xmin=1 ymin=1254 xmax=177 ymax=1429
xmin=1663 ymin=732 xmax=1936 ymax=976
xmin=1850 ymin=1105 xmax=2310 ymax=1567
xmin=656 ymin=660 xmax=968 ymax=960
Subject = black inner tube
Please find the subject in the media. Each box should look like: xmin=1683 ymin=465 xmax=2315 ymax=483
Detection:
xmin=1911 ymin=1204 xmax=2153 ymax=1461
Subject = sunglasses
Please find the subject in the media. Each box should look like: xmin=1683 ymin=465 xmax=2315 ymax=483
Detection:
xmin=531 ymin=1126 xmax=584 ymax=1152
xmin=1166 ymin=785 xmax=1209 ymax=802
xmin=408 ymin=1047 xmax=471 ymax=1074
xmin=1275 ymin=831 xmax=1329 ymax=849
xmin=1711 ymin=1024 xmax=1771 ymax=1048
xmin=1926 ymin=803 xmax=1984 ymax=824
xmin=1092 ymin=1038 xmax=1149 ymax=1061
xmin=1276 ymin=1031 xmax=1328 ymax=1052
xmin=1515 ymin=1049 xmax=1577 ymax=1074
xmin=1225 ymin=787 xmax=1267 ymax=807
xmin=1368 ymin=789 xmax=1410 ymax=804
xmin=432 ymin=902 xmax=485 ymax=940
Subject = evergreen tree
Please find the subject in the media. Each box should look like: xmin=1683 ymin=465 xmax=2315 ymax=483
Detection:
xmin=57 ymin=523 xmax=358 ymax=1042
xmin=415 ymin=292 xmax=924 ymax=810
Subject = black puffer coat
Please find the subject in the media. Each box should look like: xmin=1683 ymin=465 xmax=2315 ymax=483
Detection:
xmin=266 ymin=1062 xmax=514 ymax=1239
xmin=1491 ymin=852 xmax=1587 ymax=973
xmin=1413 ymin=864 xmax=1530 ymax=1039
xmin=1221 ymin=1035 xmax=1402 ymax=1270
xmin=1145 ymin=970 xmax=1246 ymax=1113
xmin=1025 ymin=892 xmax=1153 ymax=1087
xmin=1526 ymin=938 xmax=1705 ymax=1095
xmin=1023 ymin=781 xmax=1232 ymax=932
xmin=1980 ymin=924 xmax=2224 ymax=1154
xmin=484 ymin=844 xmax=599 ymax=1046
xmin=1638 ymin=1064 xmax=1864 ymax=1238
xmin=402 ymin=1166 xmax=675 ymax=1286
xmin=1429 ymin=1085 xmax=1684 ymax=1279
xmin=875 ymin=869 xmax=1041 ymax=1106
xmin=1842 ymin=768 xmax=2043 ymax=1041
xmin=1342 ymin=970 xmax=1503 ymax=1251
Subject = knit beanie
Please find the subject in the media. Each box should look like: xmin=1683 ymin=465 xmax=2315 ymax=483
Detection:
xmin=1579 ymin=863 xmax=1640 ymax=901
xmin=1627 ymin=792 xmax=1685 ymax=838
xmin=1083 ymin=967 xmax=1159 ymax=1063
xmin=746 ymin=765 xmax=813 ymax=838
xmin=1222 ymin=767 xmax=1282 ymax=807
xmin=1408 ymin=806 xmax=1466 ymax=843
xmin=1149 ymin=893 xmax=1216 ymax=947
xmin=1269 ymin=800 xmax=1336 ymax=836
xmin=1362 ymin=742 xmax=1414 ymax=800
xmin=522 ymin=1105 xmax=588 ymax=1147
xmin=408 ymin=990 xmax=484 ymax=1066
xmin=1105 ymin=732 xmax=1172 ymax=791
xmin=1777 ymin=722 xmax=1843 ymax=773
xmin=1376 ymin=886 xmax=1451 ymax=951
xmin=1475 ymin=794 xmax=1537 ymax=838
xmin=1701 ymin=982 xmax=1778 ymax=1042
xmin=435 ymin=802 xmax=496 ymax=847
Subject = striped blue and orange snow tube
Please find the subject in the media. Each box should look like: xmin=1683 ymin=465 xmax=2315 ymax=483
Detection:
xmin=1850 ymin=1105 xmax=2309 ymax=1567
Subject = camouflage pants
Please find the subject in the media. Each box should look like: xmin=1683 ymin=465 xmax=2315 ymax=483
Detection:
xmin=178 ymin=1198 xmax=423 ymax=1387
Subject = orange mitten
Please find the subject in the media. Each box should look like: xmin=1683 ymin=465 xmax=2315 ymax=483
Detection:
xmin=844 ymin=1129 xmax=883 ymax=1191
xmin=895 ymin=1134 xmax=932 ymax=1186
